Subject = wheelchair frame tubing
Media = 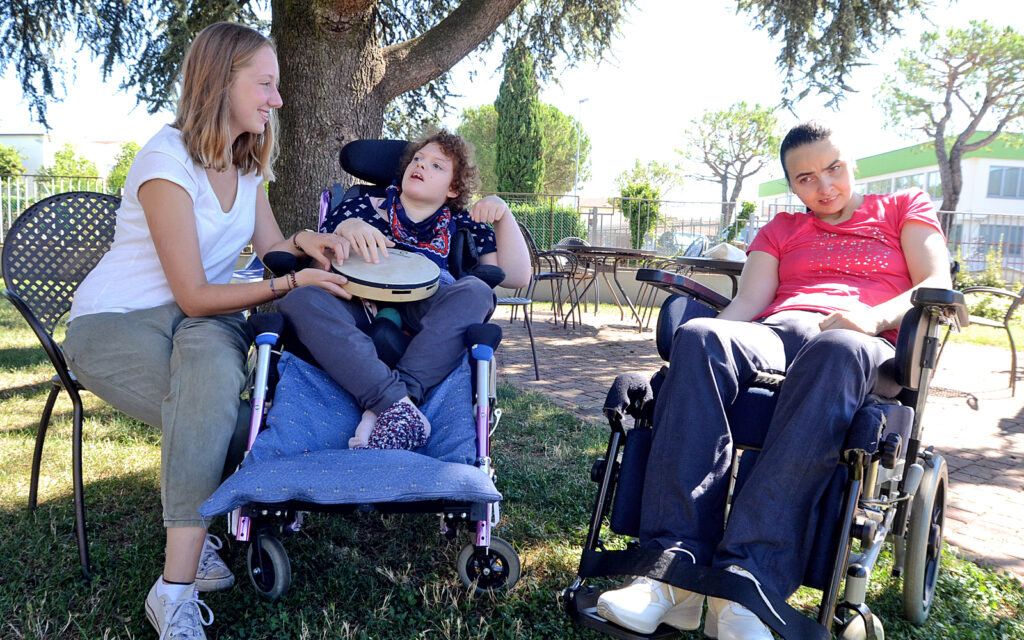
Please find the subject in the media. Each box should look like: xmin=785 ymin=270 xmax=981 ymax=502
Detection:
xmin=234 ymin=331 xmax=280 ymax=543
xmin=473 ymin=355 xmax=492 ymax=548
xmin=895 ymin=309 xmax=942 ymax=539
xmin=584 ymin=423 xmax=626 ymax=553
xmin=818 ymin=450 xmax=868 ymax=629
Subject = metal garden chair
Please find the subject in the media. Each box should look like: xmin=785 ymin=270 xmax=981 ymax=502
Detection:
xmin=2 ymin=191 xmax=120 ymax=578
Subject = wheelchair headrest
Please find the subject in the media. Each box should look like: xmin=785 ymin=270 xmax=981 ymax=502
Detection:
xmin=339 ymin=139 xmax=410 ymax=186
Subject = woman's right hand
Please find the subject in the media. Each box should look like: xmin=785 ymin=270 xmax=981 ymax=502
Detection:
xmin=335 ymin=218 xmax=394 ymax=264
xmin=293 ymin=267 xmax=352 ymax=299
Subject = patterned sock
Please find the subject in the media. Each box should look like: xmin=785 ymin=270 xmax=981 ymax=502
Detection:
xmin=366 ymin=399 xmax=429 ymax=450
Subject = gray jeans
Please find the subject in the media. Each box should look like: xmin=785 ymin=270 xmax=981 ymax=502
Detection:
xmin=277 ymin=276 xmax=496 ymax=415
xmin=64 ymin=303 xmax=251 ymax=528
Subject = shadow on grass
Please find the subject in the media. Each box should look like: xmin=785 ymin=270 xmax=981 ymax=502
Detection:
xmin=0 ymin=345 xmax=52 ymax=369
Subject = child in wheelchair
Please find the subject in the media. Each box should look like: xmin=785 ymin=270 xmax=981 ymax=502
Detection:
xmin=276 ymin=129 xmax=529 ymax=450
xmin=197 ymin=134 xmax=528 ymax=601
xmin=572 ymin=121 xmax=956 ymax=640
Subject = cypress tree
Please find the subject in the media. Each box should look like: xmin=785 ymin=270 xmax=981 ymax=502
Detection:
xmin=494 ymin=40 xmax=544 ymax=195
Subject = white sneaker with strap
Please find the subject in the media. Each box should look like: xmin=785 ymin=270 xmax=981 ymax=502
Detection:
xmin=706 ymin=565 xmax=779 ymax=640
xmin=145 ymin=580 xmax=214 ymax=640
xmin=596 ymin=575 xmax=705 ymax=634
xmin=194 ymin=534 xmax=235 ymax=592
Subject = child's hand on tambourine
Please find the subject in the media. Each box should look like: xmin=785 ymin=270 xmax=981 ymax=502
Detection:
xmin=335 ymin=218 xmax=395 ymax=264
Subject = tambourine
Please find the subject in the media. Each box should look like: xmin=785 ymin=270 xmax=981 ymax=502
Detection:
xmin=331 ymin=248 xmax=440 ymax=302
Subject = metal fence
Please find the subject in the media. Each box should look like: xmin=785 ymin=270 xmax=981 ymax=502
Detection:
xmin=2 ymin=175 xmax=109 ymax=243
xmin=3 ymin=181 xmax=1022 ymax=285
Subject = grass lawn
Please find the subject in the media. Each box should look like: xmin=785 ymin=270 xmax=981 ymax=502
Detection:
xmin=1 ymin=291 xmax=1022 ymax=639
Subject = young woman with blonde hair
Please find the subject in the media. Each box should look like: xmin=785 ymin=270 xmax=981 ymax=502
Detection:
xmin=64 ymin=21 xmax=351 ymax=639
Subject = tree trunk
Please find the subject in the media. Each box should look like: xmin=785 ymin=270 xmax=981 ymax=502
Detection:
xmin=935 ymin=133 xmax=963 ymax=236
xmin=270 ymin=0 xmax=386 ymax=234
xmin=267 ymin=0 xmax=521 ymax=234
xmin=719 ymin=178 xmax=730 ymax=231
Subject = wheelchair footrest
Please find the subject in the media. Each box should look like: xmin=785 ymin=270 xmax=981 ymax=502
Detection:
xmin=564 ymin=585 xmax=680 ymax=640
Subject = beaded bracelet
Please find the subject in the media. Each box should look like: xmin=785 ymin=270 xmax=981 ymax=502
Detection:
xmin=269 ymin=277 xmax=281 ymax=300
xmin=288 ymin=270 xmax=298 ymax=290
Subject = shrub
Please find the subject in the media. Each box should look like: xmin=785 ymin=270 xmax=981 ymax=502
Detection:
xmin=617 ymin=182 xmax=660 ymax=249
xmin=507 ymin=201 xmax=586 ymax=249
xmin=957 ymin=246 xmax=1013 ymax=322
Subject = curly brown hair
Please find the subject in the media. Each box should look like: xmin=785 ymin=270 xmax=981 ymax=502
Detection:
xmin=398 ymin=130 xmax=481 ymax=211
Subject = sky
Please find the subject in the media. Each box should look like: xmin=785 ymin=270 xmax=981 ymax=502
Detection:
xmin=1 ymin=0 xmax=1021 ymax=201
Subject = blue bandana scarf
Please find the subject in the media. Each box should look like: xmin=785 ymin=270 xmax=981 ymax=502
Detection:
xmin=382 ymin=183 xmax=452 ymax=269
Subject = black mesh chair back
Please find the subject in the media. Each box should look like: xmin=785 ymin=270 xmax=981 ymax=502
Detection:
xmin=1 ymin=191 xmax=120 ymax=579
xmin=3 ymin=191 xmax=119 ymax=333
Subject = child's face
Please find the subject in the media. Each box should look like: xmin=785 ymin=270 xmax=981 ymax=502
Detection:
xmin=401 ymin=142 xmax=458 ymax=207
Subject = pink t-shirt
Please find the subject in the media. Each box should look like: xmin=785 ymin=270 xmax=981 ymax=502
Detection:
xmin=748 ymin=188 xmax=943 ymax=342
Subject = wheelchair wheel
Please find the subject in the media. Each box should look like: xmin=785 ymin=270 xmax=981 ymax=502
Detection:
xmin=902 ymin=455 xmax=947 ymax=624
xmin=457 ymin=537 xmax=521 ymax=594
xmin=247 ymin=534 xmax=292 ymax=601
xmin=838 ymin=613 xmax=884 ymax=640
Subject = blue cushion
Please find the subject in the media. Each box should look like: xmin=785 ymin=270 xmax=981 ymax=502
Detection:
xmin=199 ymin=352 xmax=499 ymax=518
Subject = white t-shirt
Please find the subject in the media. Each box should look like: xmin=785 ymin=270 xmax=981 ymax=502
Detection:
xmin=70 ymin=125 xmax=262 ymax=320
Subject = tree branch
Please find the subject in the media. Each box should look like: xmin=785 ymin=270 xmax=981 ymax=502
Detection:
xmin=378 ymin=0 xmax=521 ymax=101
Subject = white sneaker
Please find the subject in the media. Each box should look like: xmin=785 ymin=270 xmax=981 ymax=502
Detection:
xmin=194 ymin=534 xmax=234 ymax=592
xmin=145 ymin=580 xmax=214 ymax=640
xmin=708 ymin=597 xmax=772 ymax=639
xmin=706 ymin=566 xmax=778 ymax=640
xmin=596 ymin=576 xmax=704 ymax=634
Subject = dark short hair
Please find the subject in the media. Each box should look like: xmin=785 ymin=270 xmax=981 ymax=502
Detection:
xmin=779 ymin=121 xmax=832 ymax=181
xmin=398 ymin=129 xmax=481 ymax=211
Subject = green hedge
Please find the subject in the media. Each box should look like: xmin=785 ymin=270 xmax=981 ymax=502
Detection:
xmin=508 ymin=201 xmax=587 ymax=249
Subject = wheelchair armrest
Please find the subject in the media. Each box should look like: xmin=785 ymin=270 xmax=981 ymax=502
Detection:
xmin=911 ymin=287 xmax=968 ymax=329
xmin=262 ymin=250 xmax=313 ymax=276
xmin=467 ymin=264 xmax=506 ymax=289
xmin=894 ymin=288 xmax=967 ymax=390
xmin=636 ymin=268 xmax=731 ymax=310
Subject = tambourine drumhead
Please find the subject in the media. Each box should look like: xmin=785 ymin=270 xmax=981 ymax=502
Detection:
xmin=331 ymin=248 xmax=440 ymax=302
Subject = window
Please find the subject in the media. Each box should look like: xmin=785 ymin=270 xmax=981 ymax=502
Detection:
xmin=926 ymin=171 xmax=942 ymax=199
xmin=988 ymin=166 xmax=1024 ymax=198
xmin=864 ymin=178 xmax=891 ymax=195
xmin=894 ymin=173 xmax=924 ymax=191
xmin=979 ymin=223 xmax=1024 ymax=257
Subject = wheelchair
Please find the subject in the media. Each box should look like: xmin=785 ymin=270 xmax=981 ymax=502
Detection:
xmin=198 ymin=139 xmax=520 ymax=600
xmin=562 ymin=269 xmax=968 ymax=640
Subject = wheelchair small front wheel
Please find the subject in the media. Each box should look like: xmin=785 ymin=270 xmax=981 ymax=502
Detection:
xmin=838 ymin=612 xmax=885 ymax=640
xmin=902 ymin=454 xmax=947 ymax=624
xmin=457 ymin=537 xmax=521 ymax=594
xmin=247 ymin=534 xmax=292 ymax=601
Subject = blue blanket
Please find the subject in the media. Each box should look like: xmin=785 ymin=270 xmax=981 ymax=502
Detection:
xmin=200 ymin=351 xmax=500 ymax=518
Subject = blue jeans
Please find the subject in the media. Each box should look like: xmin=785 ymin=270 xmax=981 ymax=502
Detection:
xmin=640 ymin=310 xmax=899 ymax=599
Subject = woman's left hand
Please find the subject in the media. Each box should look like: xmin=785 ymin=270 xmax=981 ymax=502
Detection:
xmin=295 ymin=230 xmax=351 ymax=269
xmin=819 ymin=310 xmax=882 ymax=335
xmin=469 ymin=196 xmax=512 ymax=225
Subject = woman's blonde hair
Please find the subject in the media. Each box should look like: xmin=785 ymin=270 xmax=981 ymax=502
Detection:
xmin=173 ymin=22 xmax=278 ymax=179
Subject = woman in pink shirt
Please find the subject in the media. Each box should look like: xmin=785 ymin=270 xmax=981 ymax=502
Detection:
xmin=596 ymin=122 xmax=952 ymax=639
